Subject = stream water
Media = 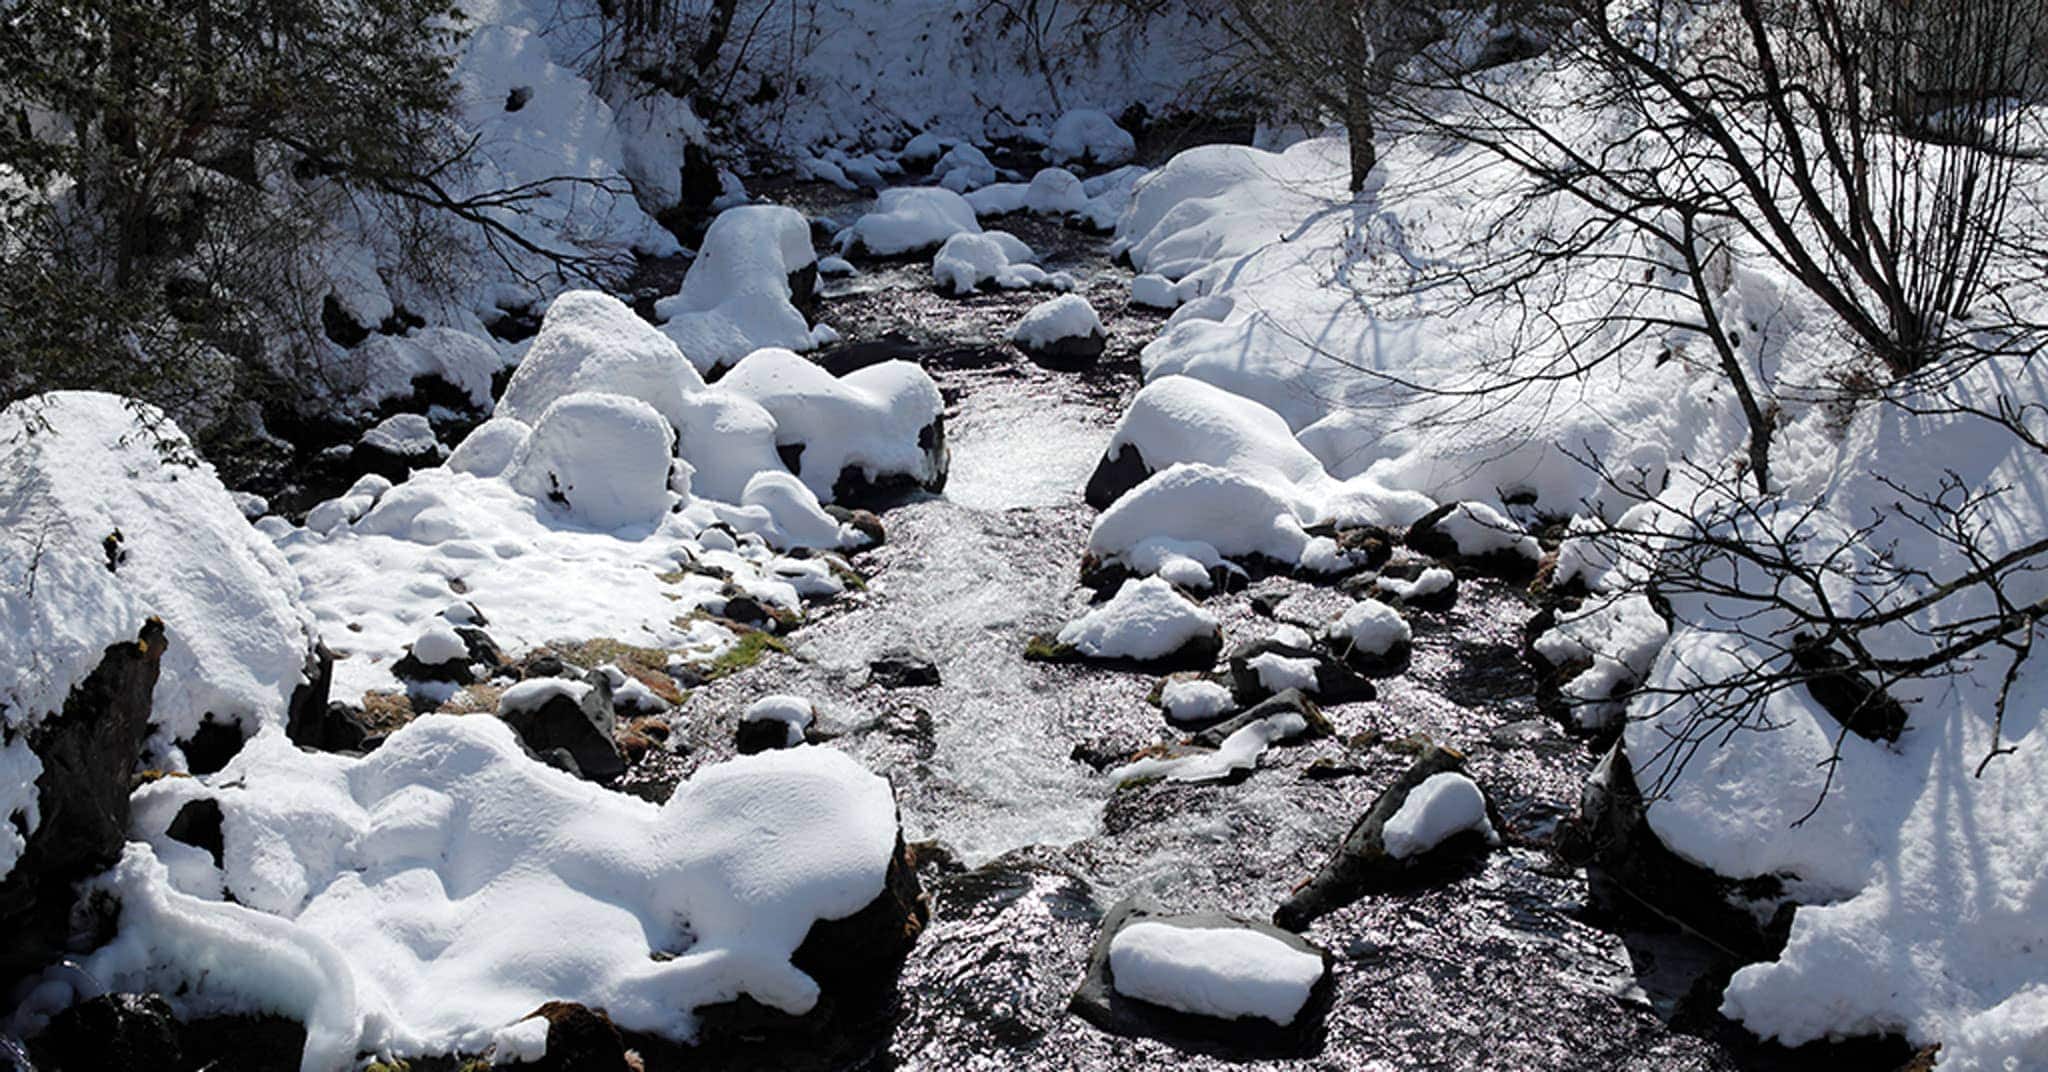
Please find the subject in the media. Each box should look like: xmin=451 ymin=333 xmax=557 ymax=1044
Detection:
xmin=664 ymin=182 xmax=1849 ymax=1070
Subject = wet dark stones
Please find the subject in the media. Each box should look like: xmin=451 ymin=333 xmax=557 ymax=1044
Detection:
xmin=27 ymin=993 xmax=181 ymax=1072
xmin=1083 ymin=442 xmax=1150 ymax=510
xmin=1017 ymin=328 xmax=1107 ymax=371
xmin=495 ymin=671 xmax=624 ymax=781
xmin=869 ymin=650 xmax=941 ymax=689
xmin=1224 ymin=638 xmax=1376 ymax=706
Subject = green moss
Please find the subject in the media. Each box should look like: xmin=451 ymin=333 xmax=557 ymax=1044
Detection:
xmin=706 ymin=629 xmax=791 ymax=679
xmin=1023 ymin=635 xmax=1076 ymax=662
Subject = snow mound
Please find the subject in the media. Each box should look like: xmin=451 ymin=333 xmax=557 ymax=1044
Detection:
xmin=494 ymin=291 xmax=704 ymax=430
xmin=671 ymin=391 xmax=784 ymax=505
xmin=1532 ymin=595 xmax=1668 ymax=730
xmin=717 ymin=348 xmax=945 ymax=502
xmin=1424 ymin=501 xmax=1542 ymax=563
xmin=507 ymin=392 xmax=677 ymax=530
xmin=1104 ymin=376 xmax=1325 ymax=504
xmin=719 ymin=471 xmax=853 ymax=551
xmin=742 ymin=694 xmax=816 ymax=748
xmin=654 ymin=205 xmax=820 ymax=376
xmin=1108 ymin=921 xmax=1323 ymax=1025
xmin=932 ymin=232 xmax=1072 ymax=296
xmin=445 ymin=418 xmax=532 ymax=479
xmin=1130 ymin=273 xmax=1180 ymax=310
xmin=842 ymin=187 xmax=980 ymax=257
xmin=1047 ymin=109 xmax=1135 ymax=167
xmin=345 ymin=328 xmax=508 ymax=412
xmin=360 ymin=413 xmax=441 ymax=459
xmin=1025 ymin=167 xmax=1091 ymax=214
xmin=1376 ymin=567 xmax=1454 ymax=602
xmin=932 ymin=143 xmax=999 ymax=191
xmin=1112 ymin=709 xmax=1308 ymax=786
xmin=1327 ymin=599 xmax=1411 ymax=658
xmin=62 ymin=717 xmax=901 ymax=1067
xmin=1160 ymin=679 xmax=1235 ymax=724
xmin=1055 ymin=577 xmax=1219 ymax=662
xmin=0 ymin=392 xmax=316 ymax=751
xmin=408 ymin=622 xmax=468 ymax=668
xmin=1382 ymin=772 xmax=1497 ymax=859
xmin=1011 ymin=295 xmax=1104 ymax=351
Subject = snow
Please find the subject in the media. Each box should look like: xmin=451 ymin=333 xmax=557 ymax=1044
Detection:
xmin=1160 ymin=679 xmax=1235 ymax=724
xmin=1011 ymin=294 xmax=1104 ymax=351
xmin=446 ymin=418 xmax=531 ymax=479
xmin=1247 ymin=652 xmax=1319 ymax=694
xmin=1087 ymin=464 xmax=1312 ymax=577
xmin=1375 ymin=567 xmax=1454 ymax=602
xmin=1532 ymin=595 xmax=1669 ymax=730
xmin=1107 ymin=921 xmax=1323 ymax=1025
xmin=499 ymin=677 xmax=592 ymax=714
xmin=654 ymin=205 xmax=820 ymax=375
xmin=344 ymin=329 xmax=509 ymax=412
xmin=743 ymin=694 xmax=816 ymax=748
xmin=932 ymin=232 xmax=1072 ymax=296
xmin=1054 ymin=577 xmax=1219 ymax=662
xmin=1046 ymin=109 xmax=1135 ymax=167
xmin=1327 ymin=599 xmax=1411 ymax=658
xmin=1381 ymin=772 xmax=1498 ymax=859
xmin=409 ymin=623 xmax=468 ymax=668
xmin=1024 ymin=167 xmax=1091 ymax=214
xmin=932 ymin=143 xmax=999 ymax=192
xmin=1130 ymin=273 xmax=1180 ymax=310
xmin=1430 ymin=502 xmax=1541 ymax=562
xmin=494 ymin=290 xmax=704 ymax=432
xmin=34 ymin=717 xmax=901 ymax=1068
xmin=0 ymin=393 xmax=316 ymax=754
xmin=1111 ymin=710 xmax=1309 ymax=787
xmin=490 ymin=1016 xmax=549 ymax=1064
xmin=717 ymin=348 xmax=945 ymax=503
xmin=841 ymin=187 xmax=980 ymax=257
xmin=0 ymin=735 xmax=41 ymax=879
xmin=506 ymin=392 xmax=677 ymax=530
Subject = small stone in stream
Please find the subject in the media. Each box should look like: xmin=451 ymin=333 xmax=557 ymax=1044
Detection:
xmin=825 ymin=504 xmax=887 ymax=546
xmin=737 ymin=694 xmax=814 ymax=754
xmin=1071 ymin=732 xmax=1153 ymax=773
xmin=1193 ymin=689 xmax=1332 ymax=748
xmin=869 ymin=650 xmax=941 ymax=688
xmin=166 ymin=797 xmax=226 ymax=868
xmin=881 ymin=704 xmax=937 ymax=759
xmin=1274 ymin=744 xmax=1501 ymax=930
xmin=1071 ymin=899 xmax=1335 ymax=1057
xmin=1224 ymin=639 xmax=1375 ymax=706
xmin=30 ymin=993 xmax=182 ymax=1072
xmin=1301 ymin=757 xmax=1366 ymax=781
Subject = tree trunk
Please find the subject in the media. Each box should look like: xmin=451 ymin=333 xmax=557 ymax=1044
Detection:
xmin=1346 ymin=80 xmax=1376 ymax=192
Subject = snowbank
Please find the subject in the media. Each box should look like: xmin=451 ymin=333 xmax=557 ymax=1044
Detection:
xmin=654 ymin=205 xmax=820 ymax=376
xmin=494 ymin=290 xmax=704 ymax=430
xmin=841 ymin=187 xmax=980 ymax=257
xmin=717 ymin=348 xmax=946 ymax=502
xmin=506 ymin=392 xmax=677 ymax=530
xmin=1011 ymin=294 xmax=1104 ymax=352
xmin=59 ymin=717 xmax=901 ymax=1067
xmin=0 ymin=392 xmax=316 ymax=752
xmin=1108 ymin=921 xmax=1323 ymax=1025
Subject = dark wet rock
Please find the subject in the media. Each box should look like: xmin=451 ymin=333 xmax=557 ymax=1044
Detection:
xmin=1404 ymin=501 xmax=1541 ymax=580
xmin=1789 ymin=634 xmax=1907 ymax=742
xmin=496 ymin=671 xmax=624 ymax=781
xmin=1075 ymin=554 xmax=1136 ymax=597
xmin=28 ymin=993 xmax=181 ymax=1072
xmin=180 ymin=715 xmax=249 ymax=775
xmin=519 ymin=652 xmax=567 ymax=679
xmin=288 ymin=700 xmax=372 ymax=753
xmin=351 ymin=413 xmax=443 ymax=484
xmin=166 ymin=797 xmax=226 ymax=869
xmin=1070 ymin=730 xmax=1155 ymax=773
xmin=736 ymin=717 xmax=799 ymax=754
xmin=518 ymin=1002 xmax=632 ymax=1072
xmin=1224 ymin=639 xmax=1375 ymax=706
xmin=825 ymin=504 xmax=887 ymax=547
xmin=788 ymin=262 xmax=821 ymax=324
xmin=691 ymin=830 xmax=929 ymax=1057
xmin=0 ymin=622 xmax=163 ymax=982
xmin=1083 ymin=441 xmax=1149 ymax=510
xmin=1301 ymin=756 xmax=1367 ymax=781
xmin=1071 ymin=899 xmax=1335 ymax=1058
xmin=1564 ymin=742 xmax=1795 ymax=959
xmin=174 ymin=1015 xmax=306 ymax=1072
xmin=814 ymin=332 xmax=917 ymax=376
xmin=282 ymin=641 xmax=333 ymax=748
xmin=1309 ymin=522 xmax=1396 ymax=572
xmin=1275 ymin=744 xmax=1500 ymax=930
xmin=720 ymin=590 xmax=772 ymax=626
xmin=869 ymin=650 xmax=941 ymax=689
xmin=1192 ymin=688 xmax=1331 ymax=748
xmin=1246 ymin=579 xmax=1294 ymax=617
xmin=1018 ymin=328 xmax=1107 ymax=371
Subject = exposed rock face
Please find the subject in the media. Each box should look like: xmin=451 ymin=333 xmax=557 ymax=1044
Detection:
xmin=1084 ymin=442 xmax=1150 ymax=510
xmin=496 ymin=672 xmax=624 ymax=781
xmin=1789 ymin=634 xmax=1908 ymax=742
xmin=1017 ymin=328 xmax=1107 ymax=371
xmin=1274 ymin=744 xmax=1498 ymax=930
xmin=1070 ymin=899 xmax=1335 ymax=1057
xmin=0 ymin=621 xmax=165 ymax=983
xmin=522 ymin=1001 xmax=632 ymax=1072
xmin=27 ymin=993 xmax=181 ymax=1072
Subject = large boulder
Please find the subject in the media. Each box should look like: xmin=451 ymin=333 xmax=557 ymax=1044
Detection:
xmin=495 ymin=672 xmax=624 ymax=780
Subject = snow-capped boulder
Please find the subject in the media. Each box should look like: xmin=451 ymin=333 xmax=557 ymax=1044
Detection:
xmin=507 ymin=392 xmax=677 ymax=530
xmin=1370 ymin=563 xmax=1458 ymax=609
xmin=1112 ymin=689 xmax=1327 ymax=786
xmin=344 ymin=328 xmax=508 ymax=412
xmin=1011 ymin=294 xmax=1106 ymax=368
xmin=931 ymin=232 xmax=1073 ymax=296
xmin=354 ymin=413 xmax=445 ymax=480
xmin=1157 ymin=676 xmax=1235 ymax=726
xmin=717 ymin=348 xmax=947 ymax=504
xmin=718 ymin=470 xmax=854 ymax=551
xmin=495 ymin=290 xmax=705 ymax=429
xmin=1405 ymin=501 xmax=1542 ymax=577
xmin=738 ymin=694 xmax=815 ymax=754
xmin=445 ymin=417 xmax=532 ymax=479
xmin=840 ymin=187 xmax=980 ymax=258
xmin=1025 ymin=167 xmax=1091 ymax=214
xmin=1085 ymin=464 xmax=1313 ymax=588
xmin=1130 ymin=273 xmax=1180 ymax=310
xmin=1034 ymin=577 xmax=1222 ymax=669
xmin=1324 ymin=598 xmax=1412 ymax=673
xmin=932 ymin=143 xmax=998 ymax=191
xmin=654 ymin=204 xmax=820 ymax=377
xmin=1072 ymin=901 xmax=1333 ymax=1056
xmin=1223 ymin=638 xmax=1374 ymax=705
xmin=1047 ymin=109 xmax=1136 ymax=168
xmin=1085 ymin=376 xmax=1325 ymax=511
xmin=672 ymin=390 xmax=785 ymax=505
xmin=1276 ymin=745 xmax=1501 ymax=929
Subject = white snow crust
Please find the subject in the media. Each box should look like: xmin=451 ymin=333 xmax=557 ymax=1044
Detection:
xmin=1382 ymin=772 xmax=1497 ymax=859
xmin=1108 ymin=921 xmax=1323 ymax=1025
xmin=1054 ymin=577 xmax=1218 ymax=662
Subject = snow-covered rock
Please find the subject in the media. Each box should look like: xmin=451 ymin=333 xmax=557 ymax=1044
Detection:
xmin=1011 ymin=294 xmax=1106 ymax=367
xmin=45 ymin=717 xmax=915 ymax=1066
xmin=739 ymin=694 xmax=815 ymax=752
xmin=494 ymin=290 xmax=704 ymax=430
xmin=1109 ymin=920 xmax=1323 ymax=1024
xmin=0 ymin=392 xmax=318 ymax=753
xmin=931 ymin=232 xmax=1072 ymax=296
xmin=344 ymin=328 xmax=508 ymax=412
xmin=507 ymin=392 xmax=677 ymax=530
xmin=1406 ymin=501 xmax=1542 ymax=574
xmin=841 ymin=187 xmax=981 ymax=257
xmin=1086 ymin=463 xmax=1312 ymax=582
xmin=654 ymin=204 xmax=820 ymax=376
xmin=1049 ymin=577 xmax=1221 ymax=666
xmin=1047 ymin=109 xmax=1136 ymax=167
xmin=1158 ymin=678 xmax=1235 ymax=725
xmin=1382 ymin=772 xmax=1498 ymax=858
xmin=717 ymin=348 xmax=946 ymax=503
xmin=932 ymin=143 xmax=999 ymax=191
xmin=1130 ymin=273 xmax=1180 ymax=310
xmin=1325 ymin=599 xmax=1411 ymax=669
xmin=445 ymin=417 xmax=532 ymax=479
xmin=1109 ymin=707 xmax=1306 ymax=785
xmin=1024 ymin=167 xmax=1091 ymax=214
